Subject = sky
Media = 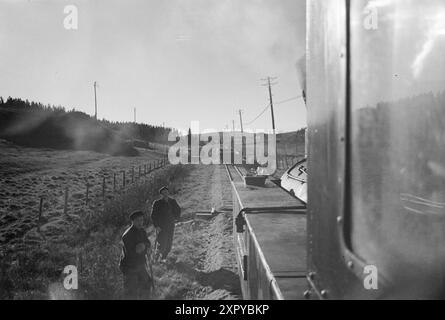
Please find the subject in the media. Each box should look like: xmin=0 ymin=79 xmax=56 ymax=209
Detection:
xmin=0 ymin=0 xmax=306 ymax=133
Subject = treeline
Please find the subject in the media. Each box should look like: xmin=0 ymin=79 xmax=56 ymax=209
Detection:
xmin=0 ymin=96 xmax=175 ymax=156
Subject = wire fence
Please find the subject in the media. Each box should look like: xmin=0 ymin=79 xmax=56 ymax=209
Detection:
xmin=35 ymin=154 xmax=170 ymax=231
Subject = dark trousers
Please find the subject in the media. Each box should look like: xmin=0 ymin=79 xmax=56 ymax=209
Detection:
xmin=123 ymin=264 xmax=152 ymax=300
xmin=157 ymin=225 xmax=175 ymax=259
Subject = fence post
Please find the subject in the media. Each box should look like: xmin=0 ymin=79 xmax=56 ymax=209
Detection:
xmin=64 ymin=187 xmax=69 ymax=215
xmin=102 ymin=176 xmax=106 ymax=200
xmin=132 ymin=167 xmax=134 ymax=183
xmin=139 ymin=166 xmax=141 ymax=179
xmin=122 ymin=171 xmax=126 ymax=188
xmin=38 ymin=196 xmax=44 ymax=230
xmin=86 ymin=183 xmax=90 ymax=205
xmin=149 ymin=163 xmax=152 ymax=172
xmin=113 ymin=173 xmax=116 ymax=192
xmin=76 ymin=251 xmax=83 ymax=274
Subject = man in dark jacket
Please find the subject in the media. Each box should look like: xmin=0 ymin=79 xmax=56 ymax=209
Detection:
xmin=151 ymin=186 xmax=181 ymax=262
xmin=120 ymin=210 xmax=152 ymax=299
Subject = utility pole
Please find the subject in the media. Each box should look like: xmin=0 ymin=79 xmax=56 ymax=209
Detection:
xmin=238 ymin=109 xmax=244 ymax=133
xmin=134 ymin=107 xmax=136 ymax=123
xmin=94 ymin=81 xmax=98 ymax=120
xmin=232 ymin=120 xmax=235 ymax=132
xmin=261 ymin=77 xmax=278 ymax=134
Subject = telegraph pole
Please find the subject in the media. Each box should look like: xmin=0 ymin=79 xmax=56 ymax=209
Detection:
xmin=232 ymin=120 xmax=235 ymax=132
xmin=261 ymin=77 xmax=278 ymax=134
xmin=94 ymin=81 xmax=98 ymax=120
xmin=238 ymin=109 xmax=244 ymax=133
xmin=134 ymin=107 xmax=136 ymax=123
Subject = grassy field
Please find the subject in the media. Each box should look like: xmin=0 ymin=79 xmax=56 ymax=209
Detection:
xmin=0 ymin=139 xmax=165 ymax=298
xmin=0 ymin=139 xmax=166 ymax=248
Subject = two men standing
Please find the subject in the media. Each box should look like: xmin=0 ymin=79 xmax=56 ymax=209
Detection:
xmin=120 ymin=186 xmax=181 ymax=299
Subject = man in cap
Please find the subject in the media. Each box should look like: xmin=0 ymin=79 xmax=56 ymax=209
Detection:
xmin=119 ymin=210 xmax=152 ymax=299
xmin=151 ymin=186 xmax=181 ymax=262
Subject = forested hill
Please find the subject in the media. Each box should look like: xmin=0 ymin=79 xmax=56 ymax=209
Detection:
xmin=0 ymin=96 xmax=175 ymax=156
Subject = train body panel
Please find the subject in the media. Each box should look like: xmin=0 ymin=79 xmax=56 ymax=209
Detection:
xmin=227 ymin=165 xmax=307 ymax=300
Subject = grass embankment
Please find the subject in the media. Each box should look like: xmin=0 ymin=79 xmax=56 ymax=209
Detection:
xmin=0 ymin=164 xmax=190 ymax=299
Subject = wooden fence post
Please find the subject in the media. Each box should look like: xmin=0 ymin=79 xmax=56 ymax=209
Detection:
xmin=38 ymin=196 xmax=44 ymax=230
xmin=64 ymin=187 xmax=69 ymax=215
xmin=77 ymin=251 xmax=83 ymax=274
xmin=102 ymin=176 xmax=106 ymax=200
xmin=86 ymin=183 xmax=90 ymax=205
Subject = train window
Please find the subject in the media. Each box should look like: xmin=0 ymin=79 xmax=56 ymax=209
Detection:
xmin=350 ymin=0 xmax=445 ymax=280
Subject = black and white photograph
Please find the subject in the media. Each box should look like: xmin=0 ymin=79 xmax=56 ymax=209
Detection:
xmin=0 ymin=0 xmax=444 ymax=306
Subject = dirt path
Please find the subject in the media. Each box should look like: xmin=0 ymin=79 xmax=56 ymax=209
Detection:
xmin=152 ymin=164 xmax=241 ymax=300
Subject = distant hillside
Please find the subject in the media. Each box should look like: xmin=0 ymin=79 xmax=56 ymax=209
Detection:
xmin=277 ymin=129 xmax=306 ymax=157
xmin=0 ymin=96 xmax=174 ymax=156
xmin=180 ymin=128 xmax=306 ymax=158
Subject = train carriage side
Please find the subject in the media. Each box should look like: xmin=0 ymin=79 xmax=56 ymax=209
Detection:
xmin=226 ymin=165 xmax=307 ymax=300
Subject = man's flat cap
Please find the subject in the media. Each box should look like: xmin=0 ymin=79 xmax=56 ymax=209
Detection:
xmin=159 ymin=186 xmax=169 ymax=194
xmin=129 ymin=210 xmax=144 ymax=220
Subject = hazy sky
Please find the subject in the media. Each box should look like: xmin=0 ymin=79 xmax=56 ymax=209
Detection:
xmin=0 ymin=0 xmax=306 ymax=133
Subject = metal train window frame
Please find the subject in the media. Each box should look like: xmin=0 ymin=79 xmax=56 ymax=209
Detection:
xmin=335 ymin=0 xmax=388 ymax=284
